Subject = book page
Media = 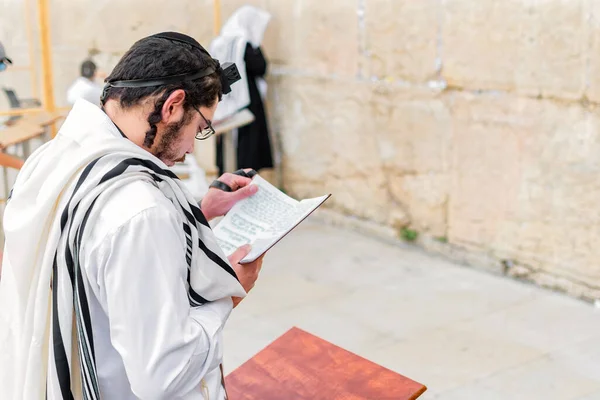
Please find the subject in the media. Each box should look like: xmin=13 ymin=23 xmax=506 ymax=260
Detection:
xmin=212 ymin=176 xmax=299 ymax=256
xmin=240 ymin=194 xmax=329 ymax=262
xmin=213 ymin=175 xmax=330 ymax=263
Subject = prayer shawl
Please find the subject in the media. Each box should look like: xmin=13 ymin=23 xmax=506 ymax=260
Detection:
xmin=209 ymin=5 xmax=271 ymax=122
xmin=0 ymin=99 xmax=246 ymax=399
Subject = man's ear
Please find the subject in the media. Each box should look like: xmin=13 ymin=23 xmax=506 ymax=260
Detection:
xmin=161 ymin=89 xmax=186 ymax=123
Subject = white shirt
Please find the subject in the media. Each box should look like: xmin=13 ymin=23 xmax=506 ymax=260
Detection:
xmin=66 ymin=77 xmax=103 ymax=106
xmin=81 ymin=177 xmax=232 ymax=399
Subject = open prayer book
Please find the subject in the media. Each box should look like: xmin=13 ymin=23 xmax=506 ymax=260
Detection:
xmin=213 ymin=175 xmax=331 ymax=264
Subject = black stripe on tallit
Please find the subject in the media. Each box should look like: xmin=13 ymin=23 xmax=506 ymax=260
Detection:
xmin=182 ymin=222 xmax=193 ymax=267
xmin=100 ymin=158 xmax=210 ymax=228
xmin=74 ymin=197 xmax=100 ymax=371
xmin=62 ymin=203 xmax=79 ymax=285
xmin=87 ymin=157 xmax=200 ymax=234
xmin=72 ymin=197 xmax=101 ymax=399
xmin=190 ymin=203 xmax=210 ymax=227
xmin=58 ymin=157 xmax=103 ymax=284
xmin=181 ymin=223 xmax=208 ymax=306
xmin=74 ymin=158 xmax=103 ymax=195
xmin=150 ymin=172 xmax=200 ymax=229
xmin=50 ymin=158 xmax=104 ymax=399
xmin=180 ymin=206 xmax=200 ymax=230
xmin=99 ymin=157 xmax=178 ymax=185
xmin=51 ymin=257 xmax=75 ymax=400
xmin=197 ymin=238 xmax=239 ymax=281
xmin=149 ymin=174 xmax=204 ymax=229
xmin=60 ymin=156 xmax=103 ymax=233
xmin=186 ymin=269 xmax=209 ymax=304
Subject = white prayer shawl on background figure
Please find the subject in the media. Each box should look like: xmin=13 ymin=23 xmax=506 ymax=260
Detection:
xmin=67 ymin=77 xmax=103 ymax=107
xmin=0 ymin=99 xmax=246 ymax=399
xmin=210 ymin=5 xmax=271 ymax=121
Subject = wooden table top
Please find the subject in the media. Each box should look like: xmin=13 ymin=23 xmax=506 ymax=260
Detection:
xmin=225 ymin=327 xmax=427 ymax=400
xmin=0 ymin=110 xmax=66 ymax=149
xmin=21 ymin=111 xmax=66 ymax=127
xmin=0 ymin=120 xmax=45 ymax=149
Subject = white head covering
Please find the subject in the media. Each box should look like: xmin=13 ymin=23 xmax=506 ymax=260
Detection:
xmin=210 ymin=6 xmax=271 ymax=121
xmin=220 ymin=5 xmax=271 ymax=48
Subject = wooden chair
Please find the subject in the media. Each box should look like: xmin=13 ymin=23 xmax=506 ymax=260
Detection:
xmin=0 ymin=153 xmax=24 ymax=170
xmin=2 ymin=87 xmax=42 ymax=126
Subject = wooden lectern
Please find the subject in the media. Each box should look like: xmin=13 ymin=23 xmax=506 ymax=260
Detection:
xmin=225 ymin=327 xmax=427 ymax=400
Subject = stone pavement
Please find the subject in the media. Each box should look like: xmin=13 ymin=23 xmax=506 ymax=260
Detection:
xmin=223 ymin=221 xmax=600 ymax=399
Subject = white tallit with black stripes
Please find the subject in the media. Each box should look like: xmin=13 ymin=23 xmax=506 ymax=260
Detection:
xmin=0 ymin=99 xmax=246 ymax=399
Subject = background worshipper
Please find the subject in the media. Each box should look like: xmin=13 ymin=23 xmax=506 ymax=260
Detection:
xmin=211 ymin=5 xmax=274 ymax=175
xmin=66 ymin=58 xmax=104 ymax=106
xmin=0 ymin=32 xmax=264 ymax=400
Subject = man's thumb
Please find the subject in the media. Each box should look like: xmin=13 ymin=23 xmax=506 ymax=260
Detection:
xmin=230 ymin=244 xmax=252 ymax=264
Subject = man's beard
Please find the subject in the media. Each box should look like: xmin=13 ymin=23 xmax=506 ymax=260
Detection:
xmin=153 ymin=113 xmax=189 ymax=163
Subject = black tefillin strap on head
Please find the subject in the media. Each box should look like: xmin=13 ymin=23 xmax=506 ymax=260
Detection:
xmin=100 ymin=31 xmax=242 ymax=104
xmin=209 ymin=169 xmax=258 ymax=192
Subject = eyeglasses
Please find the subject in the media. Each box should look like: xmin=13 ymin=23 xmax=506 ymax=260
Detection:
xmin=193 ymin=106 xmax=215 ymax=140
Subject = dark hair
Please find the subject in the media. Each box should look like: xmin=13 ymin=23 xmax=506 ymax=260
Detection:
xmin=81 ymin=60 xmax=96 ymax=79
xmin=103 ymin=36 xmax=222 ymax=148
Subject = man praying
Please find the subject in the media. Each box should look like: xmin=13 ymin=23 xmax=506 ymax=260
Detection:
xmin=0 ymin=32 xmax=264 ymax=400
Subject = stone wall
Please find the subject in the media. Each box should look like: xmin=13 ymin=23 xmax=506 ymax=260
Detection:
xmin=1 ymin=0 xmax=599 ymax=299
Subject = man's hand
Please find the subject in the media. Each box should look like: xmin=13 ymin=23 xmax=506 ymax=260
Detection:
xmin=228 ymin=244 xmax=264 ymax=308
xmin=200 ymin=170 xmax=258 ymax=221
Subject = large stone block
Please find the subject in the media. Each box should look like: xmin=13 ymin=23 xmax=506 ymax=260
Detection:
xmin=267 ymin=76 xmax=335 ymax=181
xmin=0 ymin=2 xmax=28 ymax=45
xmin=263 ymin=0 xmax=359 ymax=78
xmin=448 ymin=92 xmax=600 ymax=286
xmin=50 ymin=0 xmax=215 ymax=53
xmin=443 ymin=0 xmax=588 ymax=99
xmin=271 ymin=75 xmax=452 ymax=230
xmin=364 ymin=0 xmax=439 ymax=82
xmin=586 ymin=0 xmax=600 ymax=102
xmin=219 ymin=0 xmax=269 ymax=25
xmin=370 ymin=84 xmax=451 ymax=234
xmin=370 ymin=85 xmax=450 ymax=174
xmin=388 ymin=174 xmax=449 ymax=236
xmin=270 ymin=76 xmax=391 ymax=223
